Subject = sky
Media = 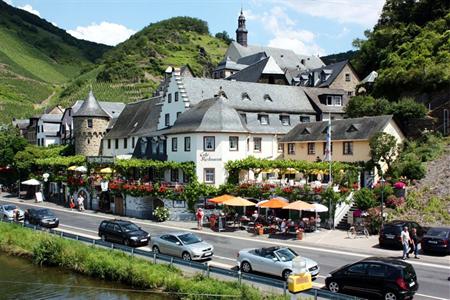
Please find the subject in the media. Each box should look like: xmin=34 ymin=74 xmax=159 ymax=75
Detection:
xmin=5 ymin=0 xmax=386 ymax=56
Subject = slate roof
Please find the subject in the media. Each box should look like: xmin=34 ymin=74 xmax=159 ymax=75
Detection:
xmin=13 ymin=119 xmax=30 ymax=130
xmin=40 ymin=114 xmax=63 ymax=123
xmin=301 ymin=87 xmax=348 ymax=114
xmin=71 ymin=100 xmax=125 ymax=119
xmin=281 ymin=115 xmax=395 ymax=142
xmin=73 ymin=91 xmax=110 ymax=118
xmin=215 ymin=56 xmax=248 ymax=71
xmin=104 ymin=97 xmax=162 ymax=139
xmin=236 ymin=52 xmax=267 ymax=65
xmin=300 ymin=60 xmax=349 ymax=87
xmin=226 ymin=57 xmax=285 ymax=83
xmin=165 ymin=96 xmax=249 ymax=134
xmin=180 ymin=77 xmax=316 ymax=114
xmin=229 ymin=42 xmax=325 ymax=71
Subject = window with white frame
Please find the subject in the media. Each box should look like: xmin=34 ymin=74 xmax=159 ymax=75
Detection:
xmin=345 ymin=73 xmax=351 ymax=81
xmin=343 ymin=141 xmax=353 ymax=155
xmin=326 ymin=95 xmax=342 ymax=106
xmin=300 ymin=116 xmax=311 ymax=123
xmin=280 ymin=115 xmax=290 ymax=126
xmin=307 ymin=142 xmax=315 ymax=155
xmin=288 ymin=143 xmax=295 ymax=154
xmin=203 ymin=136 xmax=215 ymax=151
xmin=204 ymin=168 xmax=215 ymax=184
xmin=258 ymin=114 xmax=269 ymax=125
xmin=158 ymin=140 xmax=165 ymax=154
xmin=172 ymin=137 xmax=178 ymax=152
xmin=184 ymin=137 xmax=191 ymax=151
xmin=175 ymin=92 xmax=179 ymax=102
xmin=167 ymin=93 xmax=172 ymax=103
xmin=253 ymin=137 xmax=262 ymax=152
xmin=165 ymin=113 xmax=170 ymax=126
xmin=229 ymin=136 xmax=238 ymax=151
xmin=277 ymin=138 xmax=283 ymax=152
xmin=170 ymin=169 xmax=179 ymax=182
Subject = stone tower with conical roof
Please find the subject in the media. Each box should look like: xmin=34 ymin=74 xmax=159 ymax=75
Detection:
xmin=236 ymin=9 xmax=248 ymax=47
xmin=73 ymin=91 xmax=110 ymax=156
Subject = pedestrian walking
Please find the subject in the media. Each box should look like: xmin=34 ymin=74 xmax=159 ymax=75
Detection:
xmin=401 ymin=226 xmax=411 ymax=260
xmin=410 ymin=228 xmax=420 ymax=259
xmin=77 ymin=194 xmax=85 ymax=212
xmin=69 ymin=195 xmax=75 ymax=211
xmin=196 ymin=208 xmax=204 ymax=230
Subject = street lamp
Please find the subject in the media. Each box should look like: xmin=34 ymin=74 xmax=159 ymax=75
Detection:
xmin=380 ymin=177 xmax=386 ymax=230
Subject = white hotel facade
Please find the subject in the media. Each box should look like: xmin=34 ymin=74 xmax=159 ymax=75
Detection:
xmin=101 ymin=68 xmax=348 ymax=186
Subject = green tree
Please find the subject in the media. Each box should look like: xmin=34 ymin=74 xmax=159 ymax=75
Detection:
xmin=369 ymin=132 xmax=398 ymax=174
xmin=390 ymin=98 xmax=428 ymax=120
xmin=353 ymin=188 xmax=377 ymax=210
xmin=0 ymin=125 xmax=27 ymax=167
xmin=345 ymin=96 xmax=390 ymax=118
xmin=215 ymin=31 xmax=233 ymax=44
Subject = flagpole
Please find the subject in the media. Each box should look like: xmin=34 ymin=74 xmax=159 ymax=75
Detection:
xmin=327 ymin=112 xmax=333 ymax=229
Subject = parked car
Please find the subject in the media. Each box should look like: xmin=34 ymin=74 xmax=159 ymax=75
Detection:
xmin=422 ymin=227 xmax=450 ymax=255
xmin=237 ymin=246 xmax=320 ymax=280
xmin=379 ymin=220 xmax=425 ymax=249
xmin=98 ymin=219 xmax=150 ymax=247
xmin=150 ymin=232 xmax=214 ymax=261
xmin=0 ymin=204 xmax=24 ymax=221
xmin=24 ymin=208 xmax=59 ymax=228
xmin=325 ymin=257 xmax=418 ymax=300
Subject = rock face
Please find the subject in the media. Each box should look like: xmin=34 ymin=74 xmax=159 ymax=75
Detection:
xmin=416 ymin=144 xmax=450 ymax=199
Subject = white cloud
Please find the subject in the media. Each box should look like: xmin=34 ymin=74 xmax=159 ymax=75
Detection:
xmin=18 ymin=4 xmax=41 ymax=17
xmin=253 ymin=6 xmax=326 ymax=55
xmin=279 ymin=0 xmax=385 ymax=27
xmin=68 ymin=22 xmax=136 ymax=46
xmin=4 ymin=0 xmax=13 ymax=5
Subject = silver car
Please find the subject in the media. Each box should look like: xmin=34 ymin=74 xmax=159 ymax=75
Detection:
xmin=150 ymin=232 xmax=214 ymax=261
xmin=0 ymin=204 xmax=24 ymax=221
xmin=237 ymin=246 xmax=320 ymax=280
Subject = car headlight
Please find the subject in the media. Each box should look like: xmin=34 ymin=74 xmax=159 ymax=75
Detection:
xmin=130 ymin=236 xmax=139 ymax=240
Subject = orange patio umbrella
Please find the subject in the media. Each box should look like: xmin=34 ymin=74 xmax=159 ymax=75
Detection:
xmin=282 ymin=200 xmax=315 ymax=211
xmin=208 ymin=194 xmax=234 ymax=204
xmin=259 ymin=198 xmax=289 ymax=209
xmin=222 ymin=197 xmax=256 ymax=207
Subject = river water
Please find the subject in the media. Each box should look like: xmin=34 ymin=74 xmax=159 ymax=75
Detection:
xmin=0 ymin=254 xmax=172 ymax=300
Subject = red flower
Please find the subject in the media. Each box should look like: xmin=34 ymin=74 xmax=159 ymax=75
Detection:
xmin=283 ymin=187 xmax=293 ymax=194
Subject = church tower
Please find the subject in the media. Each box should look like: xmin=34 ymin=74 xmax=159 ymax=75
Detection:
xmin=236 ymin=9 xmax=248 ymax=47
xmin=73 ymin=90 xmax=110 ymax=156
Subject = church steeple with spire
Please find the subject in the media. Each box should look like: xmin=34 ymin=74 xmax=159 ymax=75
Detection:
xmin=236 ymin=9 xmax=248 ymax=47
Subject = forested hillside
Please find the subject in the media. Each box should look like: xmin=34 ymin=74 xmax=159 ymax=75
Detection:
xmin=352 ymin=0 xmax=450 ymax=100
xmin=0 ymin=0 xmax=110 ymax=123
xmin=55 ymin=17 xmax=228 ymax=107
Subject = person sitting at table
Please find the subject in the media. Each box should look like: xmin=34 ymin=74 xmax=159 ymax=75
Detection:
xmin=280 ymin=219 xmax=287 ymax=235
xmin=252 ymin=210 xmax=259 ymax=221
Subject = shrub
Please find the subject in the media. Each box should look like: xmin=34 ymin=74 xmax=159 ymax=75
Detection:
xmin=373 ymin=183 xmax=394 ymax=200
xmin=153 ymin=206 xmax=170 ymax=222
xmin=33 ymin=237 xmax=64 ymax=266
xmin=385 ymin=195 xmax=405 ymax=208
xmin=353 ymin=188 xmax=377 ymax=210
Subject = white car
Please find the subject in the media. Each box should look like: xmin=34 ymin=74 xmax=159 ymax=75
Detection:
xmin=237 ymin=246 xmax=319 ymax=280
xmin=0 ymin=204 xmax=24 ymax=221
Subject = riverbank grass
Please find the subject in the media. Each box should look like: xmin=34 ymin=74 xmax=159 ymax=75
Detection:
xmin=0 ymin=222 xmax=288 ymax=300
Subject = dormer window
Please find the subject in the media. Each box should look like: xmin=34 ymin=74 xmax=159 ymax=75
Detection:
xmin=264 ymin=94 xmax=272 ymax=102
xmin=240 ymin=113 xmax=247 ymax=124
xmin=242 ymin=92 xmax=251 ymax=101
xmin=301 ymin=128 xmax=311 ymax=135
xmin=280 ymin=115 xmax=290 ymax=126
xmin=321 ymin=72 xmax=326 ymax=82
xmin=347 ymin=124 xmax=359 ymax=132
xmin=326 ymin=95 xmax=342 ymax=106
xmin=258 ymin=114 xmax=269 ymax=125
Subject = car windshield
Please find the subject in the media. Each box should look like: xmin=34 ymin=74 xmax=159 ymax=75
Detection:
xmin=427 ymin=228 xmax=449 ymax=238
xmin=4 ymin=205 xmax=17 ymax=211
xmin=275 ymin=248 xmax=297 ymax=262
xmin=37 ymin=209 xmax=53 ymax=216
xmin=121 ymin=223 xmax=140 ymax=232
xmin=178 ymin=233 xmax=202 ymax=245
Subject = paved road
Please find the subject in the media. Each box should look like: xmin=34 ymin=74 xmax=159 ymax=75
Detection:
xmin=1 ymin=198 xmax=449 ymax=300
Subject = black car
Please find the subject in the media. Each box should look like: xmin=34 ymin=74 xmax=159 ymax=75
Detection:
xmin=379 ymin=220 xmax=425 ymax=249
xmin=98 ymin=219 xmax=150 ymax=247
xmin=422 ymin=227 xmax=450 ymax=255
xmin=24 ymin=208 xmax=59 ymax=228
xmin=325 ymin=257 xmax=418 ymax=300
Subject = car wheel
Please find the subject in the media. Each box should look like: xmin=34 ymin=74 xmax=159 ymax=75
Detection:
xmin=182 ymin=252 xmax=191 ymax=261
xmin=384 ymin=290 xmax=398 ymax=300
xmin=240 ymin=261 xmax=252 ymax=273
xmin=282 ymin=269 xmax=292 ymax=281
xmin=327 ymin=281 xmax=340 ymax=293
xmin=152 ymin=246 xmax=160 ymax=254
